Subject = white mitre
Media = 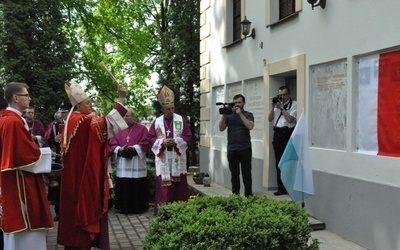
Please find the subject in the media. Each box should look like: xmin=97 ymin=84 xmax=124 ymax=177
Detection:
xmin=65 ymin=80 xmax=88 ymax=106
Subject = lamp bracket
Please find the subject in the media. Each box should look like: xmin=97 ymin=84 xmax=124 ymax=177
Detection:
xmin=308 ymin=0 xmax=326 ymax=10
xmin=248 ymin=28 xmax=256 ymax=40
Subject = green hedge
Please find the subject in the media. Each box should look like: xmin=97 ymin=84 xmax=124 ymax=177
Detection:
xmin=144 ymin=195 xmax=319 ymax=250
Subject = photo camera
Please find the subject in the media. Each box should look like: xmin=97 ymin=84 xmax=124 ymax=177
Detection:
xmin=216 ymin=102 xmax=235 ymax=115
xmin=272 ymin=95 xmax=282 ymax=104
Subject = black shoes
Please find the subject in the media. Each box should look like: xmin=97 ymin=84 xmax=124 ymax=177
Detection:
xmin=53 ymin=215 xmax=59 ymax=221
xmin=273 ymin=191 xmax=288 ymax=196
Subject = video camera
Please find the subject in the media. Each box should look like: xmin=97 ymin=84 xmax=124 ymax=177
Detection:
xmin=272 ymin=95 xmax=282 ymax=104
xmin=216 ymin=102 xmax=235 ymax=115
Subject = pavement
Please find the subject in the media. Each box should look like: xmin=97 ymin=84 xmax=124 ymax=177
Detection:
xmin=45 ymin=175 xmax=367 ymax=250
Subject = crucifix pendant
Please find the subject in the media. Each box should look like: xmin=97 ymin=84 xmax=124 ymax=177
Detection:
xmin=166 ymin=130 xmax=171 ymax=136
xmin=126 ymin=135 xmax=130 ymax=142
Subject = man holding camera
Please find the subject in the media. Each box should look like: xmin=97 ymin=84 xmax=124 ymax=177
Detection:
xmin=219 ymin=94 xmax=254 ymax=197
xmin=268 ymin=86 xmax=297 ymax=196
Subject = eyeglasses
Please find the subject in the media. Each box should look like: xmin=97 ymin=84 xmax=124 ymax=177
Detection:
xmin=16 ymin=93 xmax=30 ymax=97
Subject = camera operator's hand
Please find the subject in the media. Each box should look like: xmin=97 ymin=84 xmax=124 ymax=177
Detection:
xmin=233 ymin=106 xmax=242 ymax=115
xmin=275 ymin=102 xmax=283 ymax=111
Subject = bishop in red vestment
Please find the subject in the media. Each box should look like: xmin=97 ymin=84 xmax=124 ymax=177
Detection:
xmin=58 ymin=81 xmax=128 ymax=249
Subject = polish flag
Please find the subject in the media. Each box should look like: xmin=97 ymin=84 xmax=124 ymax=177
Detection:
xmin=358 ymin=50 xmax=400 ymax=157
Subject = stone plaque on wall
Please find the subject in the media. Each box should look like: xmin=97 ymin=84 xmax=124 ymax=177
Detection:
xmin=245 ymin=78 xmax=264 ymax=140
xmin=213 ymin=83 xmax=241 ymax=136
xmin=213 ymin=86 xmax=225 ymax=135
xmin=227 ymin=82 xmax=242 ymax=100
xmin=215 ymin=85 xmax=225 ymax=104
xmin=310 ymin=60 xmax=347 ymax=150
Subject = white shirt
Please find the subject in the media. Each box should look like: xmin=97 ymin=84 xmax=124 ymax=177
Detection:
xmin=272 ymin=99 xmax=297 ymax=128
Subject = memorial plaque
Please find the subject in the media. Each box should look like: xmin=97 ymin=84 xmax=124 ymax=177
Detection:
xmin=227 ymin=82 xmax=242 ymax=100
xmin=213 ymin=86 xmax=225 ymax=135
xmin=310 ymin=60 xmax=347 ymax=150
xmin=213 ymin=83 xmax=243 ymax=136
xmin=245 ymin=78 xmax=264 ymax=140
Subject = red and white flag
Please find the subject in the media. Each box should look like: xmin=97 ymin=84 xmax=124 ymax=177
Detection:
xmin=358 ymin=50 xmax=400 ymax=157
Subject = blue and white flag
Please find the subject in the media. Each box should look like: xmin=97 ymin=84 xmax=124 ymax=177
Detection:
xmin=278 ymin=111 xmax=314 ymax=202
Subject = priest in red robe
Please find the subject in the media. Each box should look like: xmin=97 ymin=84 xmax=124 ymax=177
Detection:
xmin=58 ymin=81 xmax=128 ymax=249
xmin=0 ymin=82 xmax=54 ymax=249
xmin=148 ymin=86 xmax=192 ymax=214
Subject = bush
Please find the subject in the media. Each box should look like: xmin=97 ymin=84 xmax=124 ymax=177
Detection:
xmin=143 ymin=195 xmax=319 ymax=250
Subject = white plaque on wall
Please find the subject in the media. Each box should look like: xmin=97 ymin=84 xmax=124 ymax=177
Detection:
xmin=310 ymin=60 xmax=347 ymax=150
xmin=227 ymin=82 xmax=242 ymax=100
xmin=213 ymin=86 xmax=225 ymax=135
xmin=213 ymin=82 xmax=242 ymax=136
xmin=245 ymin=78 xmax=264 ymax=140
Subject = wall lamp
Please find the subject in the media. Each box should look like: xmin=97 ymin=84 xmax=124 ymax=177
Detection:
xmin=241 ymin=16 xmax=256 ymax=40
xmin=307 ymin=0 xmax=326 ymax=10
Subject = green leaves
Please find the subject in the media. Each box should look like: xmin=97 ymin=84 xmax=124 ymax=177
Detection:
xmin=61 ymin=0 xmax=157 ymax=118
xmin=1 ymin=0 xmax=200 ymax=127
xmin=0 ymin=0 xmax=73 ymax=124
xmin=144 ymin=195 xmax=320 ymax=250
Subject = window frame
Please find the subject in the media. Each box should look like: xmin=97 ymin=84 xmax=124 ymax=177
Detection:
xmin=266 ymin=0 xmax=302 ymax=28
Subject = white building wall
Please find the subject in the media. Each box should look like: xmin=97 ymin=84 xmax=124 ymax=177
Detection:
xmin=200 ymin=1 xmax=400 ymax=249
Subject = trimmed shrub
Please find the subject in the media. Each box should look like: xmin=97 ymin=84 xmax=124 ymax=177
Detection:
xmin=143 ymin=195 xmax=319 ymax=249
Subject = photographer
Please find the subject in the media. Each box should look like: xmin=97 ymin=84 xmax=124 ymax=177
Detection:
xmin=219 ymin=94 xmax=254 ymax=197
xmin=268 ymin=86 xmax=297 ymax=196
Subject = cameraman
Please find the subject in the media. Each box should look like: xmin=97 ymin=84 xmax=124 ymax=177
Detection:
xmin=219 ymin=94 xmax=254 ymax=197
xmin=268 ymin=86 xmax=297 ymax=196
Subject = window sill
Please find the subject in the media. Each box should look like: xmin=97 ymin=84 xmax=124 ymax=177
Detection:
xmin=222 ymin=38 xmax=244 ymax=49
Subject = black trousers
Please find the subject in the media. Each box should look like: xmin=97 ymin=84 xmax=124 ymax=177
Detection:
xmin=227 ymin=147 xmax=253 ymax=197
xmin=272 ymin=127 xmax=294 ymax=193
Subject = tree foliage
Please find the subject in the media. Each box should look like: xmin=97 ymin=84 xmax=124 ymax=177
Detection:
xmin=60 ymin=0 xmax=160 ymax=117
xmin=62 ymin=0 xmax=200 ymax=162
xmin=0 ymin=0 xmax=200 ymax=153
xmin=0 ymin=0 xmax=74 ymax=124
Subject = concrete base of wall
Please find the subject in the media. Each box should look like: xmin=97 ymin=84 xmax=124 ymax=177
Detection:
xmin=306 ymin=170 xmax=400 ymax=250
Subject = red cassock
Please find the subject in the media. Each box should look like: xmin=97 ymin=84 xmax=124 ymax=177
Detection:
xmin=0 ymin=110 xmax=53 ymax=233
xmin=58 ymin=112 xmax=110 ymax=247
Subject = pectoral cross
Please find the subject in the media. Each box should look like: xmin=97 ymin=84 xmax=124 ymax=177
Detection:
xmin=126 ymin=135 xmax=130 ymax=142
xmin=166 ymin=129 xmax=171 ymax=136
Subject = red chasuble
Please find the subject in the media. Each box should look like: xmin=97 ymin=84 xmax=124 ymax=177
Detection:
xmin=0 ymin=110 xmax=54 ymax=233
xmin=58 ymin=112 xmax=110 ymax=247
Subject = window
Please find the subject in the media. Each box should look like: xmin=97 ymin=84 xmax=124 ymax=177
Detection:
xmin=279 ymin=0 xmax=295 ymax=19
xmin=233 ymin=0 xmax=242 ymax=42
xmin=223 ymin=0 xmax=244 ymax=46
xmin=266 ymin=0 xmax=301 ymax=27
